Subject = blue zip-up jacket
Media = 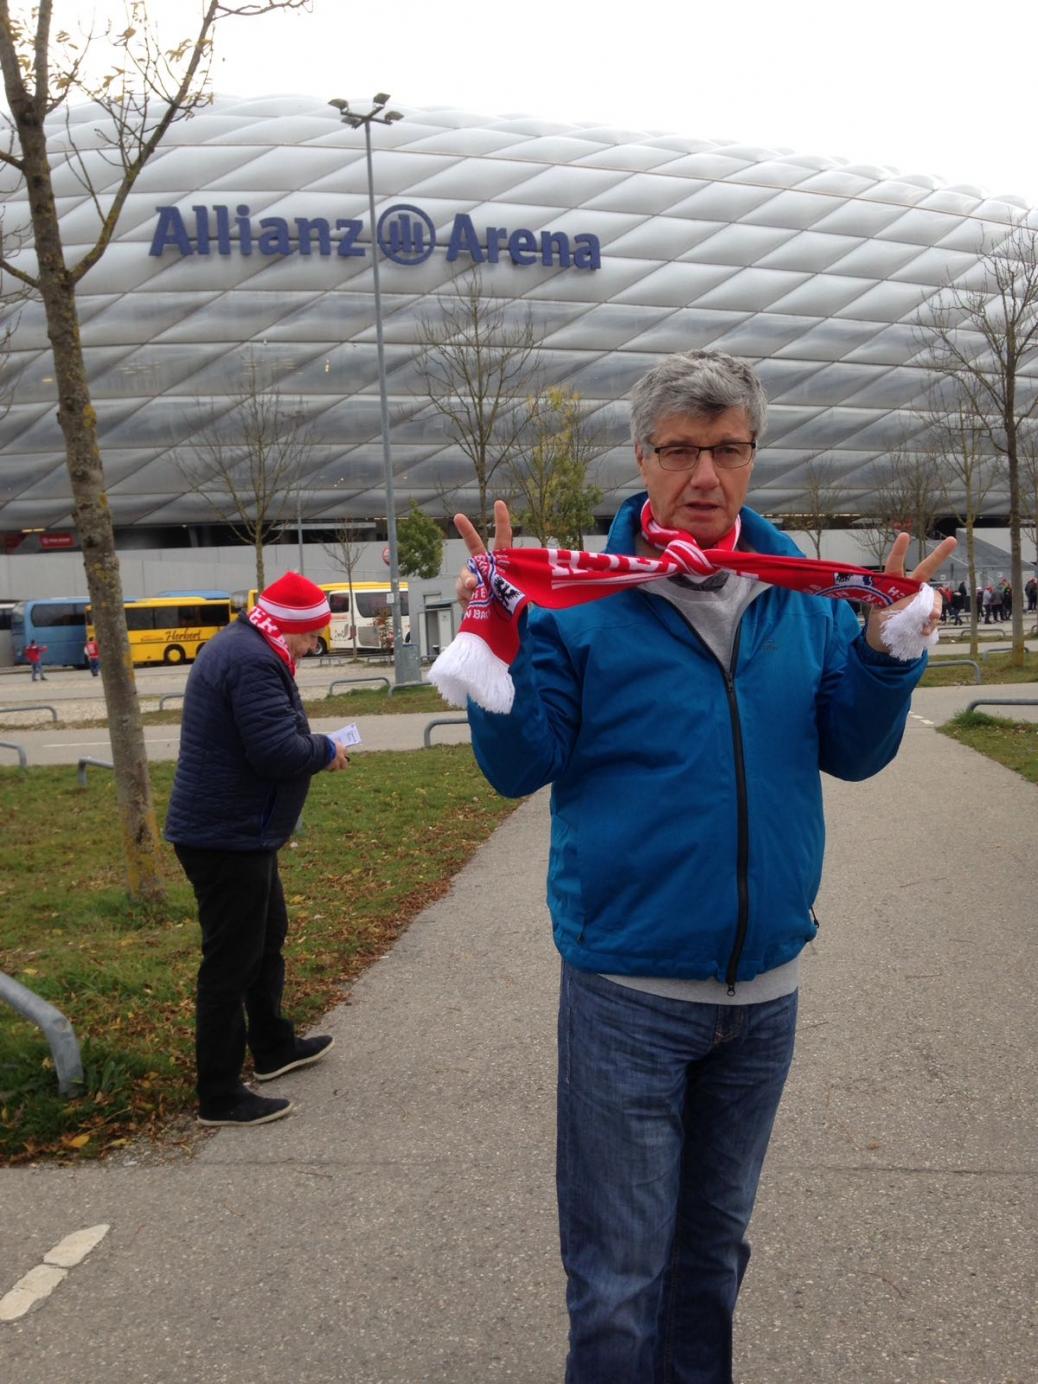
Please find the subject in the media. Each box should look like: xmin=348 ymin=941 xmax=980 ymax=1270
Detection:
xmin=165 ymin=618 xmax=333 ymax=852
xmin=468 ymin=495 xmax=927 ymax=984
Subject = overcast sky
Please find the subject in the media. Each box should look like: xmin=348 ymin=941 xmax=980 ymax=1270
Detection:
xmin=47 ymin=0 xmax=1038 ymax=205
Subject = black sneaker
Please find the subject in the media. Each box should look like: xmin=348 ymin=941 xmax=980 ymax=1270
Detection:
xmin=198 ymin=1090 xmax=295 ymax=1127
xmin=253 ymin=1034 xmax=335 ymax=1082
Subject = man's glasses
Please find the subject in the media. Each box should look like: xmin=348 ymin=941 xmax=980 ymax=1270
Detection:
xmin=651 ymin=441 xmax=756 ymax=472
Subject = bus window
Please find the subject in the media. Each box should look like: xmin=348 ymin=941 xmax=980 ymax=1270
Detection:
xmin=124 ymin=605 xmax=156 ymax=631
xmin=355 ymin=591 xmax=410 ymax=618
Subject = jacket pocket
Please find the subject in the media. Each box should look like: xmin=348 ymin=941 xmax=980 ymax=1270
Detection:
xmin=260 ymin=786 xmax=278 ymax=832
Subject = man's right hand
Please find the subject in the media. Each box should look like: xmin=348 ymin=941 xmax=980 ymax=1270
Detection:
xmin=327 ymin=740 xmax=350 ymax=772
xmin=453 ymin=500 xmax=513 ymax=612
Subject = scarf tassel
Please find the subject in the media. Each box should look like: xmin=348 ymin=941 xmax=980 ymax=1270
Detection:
xmin=429 ymin=630 xmax=515 ymax=713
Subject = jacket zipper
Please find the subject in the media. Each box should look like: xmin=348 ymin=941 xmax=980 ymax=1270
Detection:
xmin=721 ymin=628 xmax=750 ymax=994
xmin=678 ymin=618 xmax=750 ymax=994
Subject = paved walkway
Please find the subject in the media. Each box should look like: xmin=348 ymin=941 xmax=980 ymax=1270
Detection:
xmin=0 ymin=703 xmax=1035 ymax=1381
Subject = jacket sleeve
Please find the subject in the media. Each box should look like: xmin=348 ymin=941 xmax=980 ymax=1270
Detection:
xmin=468 ymin=608 xmax=582 ymax=797
xmin=226 ymin=657 xmax=331 ymax=780
xmin=815 ymin=602 xmax=927 ymax=781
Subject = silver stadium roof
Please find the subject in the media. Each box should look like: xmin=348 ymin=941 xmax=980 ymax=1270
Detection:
xmin=1 ymin=94 xmax=1036 ymax=532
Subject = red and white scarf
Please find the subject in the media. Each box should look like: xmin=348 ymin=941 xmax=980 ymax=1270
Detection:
xmin=429 ymin=501 xmax=937 ymax=713
xmin=248 ymin=605 xmax=296 ymax=675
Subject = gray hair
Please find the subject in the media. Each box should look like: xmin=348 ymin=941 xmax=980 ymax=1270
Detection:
xmin=629 ymin=350 xmax=768 ymax=448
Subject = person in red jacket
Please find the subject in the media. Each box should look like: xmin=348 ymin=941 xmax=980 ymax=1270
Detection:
xmin=23 ymin=639 xmax=47 ymax=680
xmin=83 ymin=637 xmax=100 ymax=676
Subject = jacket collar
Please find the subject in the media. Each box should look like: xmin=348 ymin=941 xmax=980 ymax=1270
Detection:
xmin=605 ymin=491 xmax=803 ymax=560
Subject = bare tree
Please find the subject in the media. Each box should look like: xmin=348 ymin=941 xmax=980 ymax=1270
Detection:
xmin=856 ymin=443 xmax=945 ymax=568
xmin=0 ymin=0 xmax=306 ymax=900
xmin=921 ymin=385 xmax=1000 ymax=655
xmin=1020 ymin=428 xmax=1038 ymax=631
xmin=417 ymin=270 xmax=542 ymax=541
xmin=918 ymin=220 xmax=1038 ymax=665
xmin=321 ymin=522 xmax=365 ymax=659
xmin=179 ymin=354 xmax=312 ymax=592
xmin=509 ymin=387 xmax=604 ymax=548
xmin=778 ymin=457 xmax=848 ymax=559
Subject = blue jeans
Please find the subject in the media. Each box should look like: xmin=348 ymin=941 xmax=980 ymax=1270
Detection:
xmin=557 ymin=963 xmax=798 ymax=1384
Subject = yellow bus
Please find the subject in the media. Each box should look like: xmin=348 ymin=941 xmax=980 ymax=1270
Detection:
xmin=87 ymin=596 xmax=232 ymax=666
xmin=241 ymin=581 xmax=409 ymax=657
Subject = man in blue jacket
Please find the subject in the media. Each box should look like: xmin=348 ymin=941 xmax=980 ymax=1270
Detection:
xmin=166 ymin=572 xmax=350 ymax=1128
xmin=454 ymin=351 xmax=954 ymax=1383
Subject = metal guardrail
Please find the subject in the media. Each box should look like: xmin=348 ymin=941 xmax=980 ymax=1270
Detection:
xmin=158 ymin=693 xmax=184 ymax=710
xmin=0 ymin=740 xmax=28 ymax=769
xmin=965 ymin=698 xmax=1038 ymax=715
xmin=77 ymin=756 xmax=113 ymax=786
xmin=979 ymin=646 xmax=1012 ymax=660
xmin=0 ymin=703 xmax=58 ymax=722
xmin=0 ymin=972 xmax=85 ymax=1096
xmin=387 ymin=680 xmax=427 ymax=696
xmin=423 ymin=716 xmax=469 ymax=748
xmin=930 ymin=659 xmax=981 ymax=683
xmin=326 ymin=676 xmax=390 ymax=697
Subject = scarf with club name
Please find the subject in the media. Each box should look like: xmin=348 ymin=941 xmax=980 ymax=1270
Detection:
xmin=428 ymin=501 xmax=938 ymax=713
xmin=248 ymin=605 xmax=296 ymax=676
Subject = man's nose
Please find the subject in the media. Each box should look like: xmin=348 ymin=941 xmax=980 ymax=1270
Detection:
xmin=686 ymin=449 xmax=722 ymax=484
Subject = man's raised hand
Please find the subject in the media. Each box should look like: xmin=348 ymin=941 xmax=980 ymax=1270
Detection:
xmin=864 ymin=533 xmax=958 ymax=653
xmin=453 ymin=500 xmax=513 ymax=611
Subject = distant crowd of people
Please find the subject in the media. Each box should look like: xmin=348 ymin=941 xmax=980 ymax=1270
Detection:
xmin=930 ymin=575 xmax=1038 ymax=625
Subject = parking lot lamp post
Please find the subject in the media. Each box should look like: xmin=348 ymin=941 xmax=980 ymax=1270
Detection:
xmin=328 ymin=94 xmax=408 ymax=680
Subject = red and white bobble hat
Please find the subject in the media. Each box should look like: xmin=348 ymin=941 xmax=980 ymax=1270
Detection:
xmin=256 ymin=572 xmax=331 ymax=633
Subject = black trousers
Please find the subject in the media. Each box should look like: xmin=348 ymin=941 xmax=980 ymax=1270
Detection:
xmin=174 ymin=845 xmax=296 ymax=1112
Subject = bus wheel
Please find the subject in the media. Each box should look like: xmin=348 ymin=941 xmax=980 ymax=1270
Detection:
xmin=164 ymin=645 xmax=186 ymax=665
xmin=193 ymin=642 xmax=206 ymax=661
xmin=315 ymin=637 xmax=328 ymax=658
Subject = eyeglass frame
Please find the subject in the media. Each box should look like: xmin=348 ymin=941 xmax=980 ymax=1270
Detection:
xmin=649 ymin=439 xmax=757 ymax=471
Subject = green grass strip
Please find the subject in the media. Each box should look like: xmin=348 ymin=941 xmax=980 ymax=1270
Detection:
xmin=938 ymin=710 xmax=1038 ymax=784
xmin=921 ymin=650 xmax=1038 ymax=688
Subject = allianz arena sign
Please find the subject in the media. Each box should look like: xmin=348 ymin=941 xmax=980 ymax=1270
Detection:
xmin=149 ymin=202 xmax=603 ymax=271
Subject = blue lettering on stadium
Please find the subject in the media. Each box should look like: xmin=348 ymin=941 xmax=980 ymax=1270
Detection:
xmin=149 ymin=204 xmax=601 ymax=271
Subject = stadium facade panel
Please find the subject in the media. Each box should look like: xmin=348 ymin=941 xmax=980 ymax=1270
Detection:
xmin=1 ymin=95 xmax=1035 ymax=533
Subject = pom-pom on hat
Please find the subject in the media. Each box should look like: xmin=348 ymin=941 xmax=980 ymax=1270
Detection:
xmin=256 ymin=572 xmax=331 ymax=633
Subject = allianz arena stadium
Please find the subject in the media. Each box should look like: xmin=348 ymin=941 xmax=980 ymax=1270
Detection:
xmin=1 ymin=93 xmax=1036 ymax=545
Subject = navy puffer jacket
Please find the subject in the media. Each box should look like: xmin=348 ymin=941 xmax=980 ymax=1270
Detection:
xmin=165 ymin=618 xmax=332 ymax=851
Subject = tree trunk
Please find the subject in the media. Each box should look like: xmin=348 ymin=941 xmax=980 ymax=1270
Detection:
xmin=18 ymin=114 xmax=163 ymax=900
xmin=966 ymin=527 xmax=979 ymax=661
xmin=255 ymin=536 xmax=265 ymax=592
xmin=1006 ymin=450 xmax=1025 ymax=665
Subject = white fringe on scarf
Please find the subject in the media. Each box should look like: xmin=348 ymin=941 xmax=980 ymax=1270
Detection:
xmin=875 ymin=586 xmax=939 ymax=661
xmin=428 ymin=630 xmax=515 ymax=713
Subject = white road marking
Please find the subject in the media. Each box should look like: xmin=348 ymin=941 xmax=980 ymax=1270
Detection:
xmin=0 ymin=1224 xmax=110 ymax=1322
xmin=0 ymin=1264 xmax=67 ymax=1322
xmin=39 ymin=740 xmax=112 ymax=749
xmin=43 ymin=1224 xmax=110 ymax=1268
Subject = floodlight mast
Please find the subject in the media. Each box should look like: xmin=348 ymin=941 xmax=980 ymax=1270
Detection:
xmin=328 ymin=94 xmax=408 ymax=681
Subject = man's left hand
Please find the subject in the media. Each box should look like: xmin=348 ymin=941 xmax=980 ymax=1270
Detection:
xmin=865 ymin=533 xmax=958 ymax=654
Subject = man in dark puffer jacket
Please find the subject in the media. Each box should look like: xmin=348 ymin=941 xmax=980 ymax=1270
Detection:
xmin=166 ymin=572 xmax=350 ymax=1127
